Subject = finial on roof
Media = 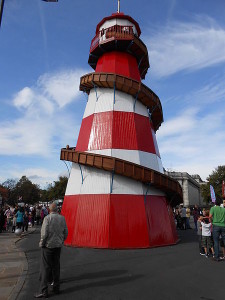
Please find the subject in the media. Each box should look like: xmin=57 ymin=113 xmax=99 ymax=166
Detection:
xmin=117 ymin=0 xmax=120 ymax=13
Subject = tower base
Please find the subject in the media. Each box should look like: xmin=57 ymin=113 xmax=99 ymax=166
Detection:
xmin=61 ymin=194 xmax=178 ymax=249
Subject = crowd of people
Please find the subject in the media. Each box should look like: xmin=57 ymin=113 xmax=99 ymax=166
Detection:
xmin=174 ymin=200 xmax=225 ymax=261
xmin=0 ymin=204 xmax=59 ymax=233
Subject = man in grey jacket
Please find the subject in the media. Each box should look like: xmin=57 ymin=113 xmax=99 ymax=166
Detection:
xmin=34 ymin=202 xmax=68 ymax=298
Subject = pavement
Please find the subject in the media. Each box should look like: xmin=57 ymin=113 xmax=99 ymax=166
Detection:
xmin=0 ymin=227 xmax=36 ymax=300
xmin=1 ymin=220 xmax=225 ymax=300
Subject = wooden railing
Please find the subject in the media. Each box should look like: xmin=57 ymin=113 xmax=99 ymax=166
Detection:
xmin=61 ymin=148 xmax=183 ymax=205
xmin=90 ymin=25 xmax=134 ymax=52
xmin=79 ymin=72 xmax=163 ymax=132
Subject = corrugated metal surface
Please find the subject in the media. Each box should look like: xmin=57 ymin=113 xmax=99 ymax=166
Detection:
xmin=77 ymin=111 xmax=157 ymax=152
xmin=65 ymin=162 xmax=166 ymax=196
xmin=79 ymin=165 xmax=111 ymax=194
xmin=65 ymin=163 xmax=82 ymax=195
xmin=61 ymin=193 xmax=178 ymax=248
xmin=96 ymin=51 xmax=141 ymax=82
xmin=66 ymin=163 xmax=152 ymax=196
xmin=84 ymin=88 xmax=148 ymax=118
xmin=72 ymin=194 xmax=110 ymax=248
xmin=156 ymin=156 xmax=164 ymax=173
xmin=145 ymin=196 xmax=178 ymax=247
xmin=61 ymin=195 xmax=79 ymax=246
xmin=151 ymin=128 xmax=161 ymax=158
xmin=87 ymin=149 xmax=163 ymax=172
xmin=114 ymin=89 xmax=148 ymax=117
xmin=109 ymin=195 xmax=150 ymax=248
xmin=112 ymin=174 xmax=144 ymax=195
xmin=143 ymin=184 xmax=165 ymax=197
xmin=94 ymin=88 xmax=114 ymax=116
xmin=66 ymin=163 xmax=111 ymax=195
xmin=83 ymin=89 xmax=97 ymax=119
xmin=88 ymin=112 xmax=113 ymax=150
xmin=76 ymin=114 xmax=94 ymax=152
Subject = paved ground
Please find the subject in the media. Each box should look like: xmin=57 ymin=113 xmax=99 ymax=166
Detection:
xmin=16 ymin=225 xmax=224 ymax=300
xmin=0 ymin=228 xmax=35 ymax=300
xmin=1 ymin=221 xmax=224 ymax=300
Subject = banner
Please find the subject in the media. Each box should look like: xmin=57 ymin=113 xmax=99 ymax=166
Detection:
xmin=222 ymin=181 xmax=225 ymax=199
xmin=210 ymin=185 xmax=216 ymax=203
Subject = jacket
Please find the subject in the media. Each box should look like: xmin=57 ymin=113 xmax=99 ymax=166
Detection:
xmin=16 ymin=211 xmax=24 ymax=223
xmin=39 ymin=212 xmax=68 ymax=248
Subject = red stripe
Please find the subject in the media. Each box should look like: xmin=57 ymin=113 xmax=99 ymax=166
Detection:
xmin=145 ymin=196 xmax=178 ymax=246
xmin=61 ymin=195 xmax=79 ymax=245
xmin=76 ymin=114 xmax=94 ymax=153
xmin=96 ymin=51 xmax=141 ymax=82
xmin=62 ymin=194 xmax=178 ymax=248
xmin=76 ymin=111 xmax=157 ymax=154
xmin=109 ymin=195 xmax=150 ymax=248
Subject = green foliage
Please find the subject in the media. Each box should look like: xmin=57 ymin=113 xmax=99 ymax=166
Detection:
xmin=43 ymin=176 xmax=68 ymax=202
xmin=1 ymin=175 xmax=68 ymax=206
xmin=201 ymin=165 xmax=225 ymax=204
xmin=3 ymin=176 xmax=41 ymax=205
xmin=2 ymin=179 xmax=17 ymax=206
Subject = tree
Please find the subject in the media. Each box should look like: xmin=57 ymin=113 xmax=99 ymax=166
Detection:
xmin=42 ymin=176 xmax=68 ymax=202
xmin=0 ymin=184 xmax=8 ymax=206
xmin=201 ymin=165 xmax=225 ymax=204
xmin=14 ymin=176 xmax=41 ymax=205
xmin=2 ymin=179 xmax=17 ymax=206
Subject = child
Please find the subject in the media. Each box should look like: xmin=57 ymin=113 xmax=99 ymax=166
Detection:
xmin=197 ymin=216 xmax=205 ymax=255
xmin=201 ymin=216 xmax=214 ymax=258
xmin=12 ymin=214 xmax=17 ymax=232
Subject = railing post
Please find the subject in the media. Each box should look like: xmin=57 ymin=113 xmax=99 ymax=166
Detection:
xmin=78 ymin=164 xmax=84 ymax=184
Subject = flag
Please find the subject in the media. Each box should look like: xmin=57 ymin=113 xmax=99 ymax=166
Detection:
xmin=222 ymin=181 xmax=225 ymax=199
xmin=210 ymin=185 xmax=216 ymax=203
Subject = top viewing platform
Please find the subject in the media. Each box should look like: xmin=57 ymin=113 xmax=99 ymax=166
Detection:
xmin=88 ymin=13 xmax=150 ymax=80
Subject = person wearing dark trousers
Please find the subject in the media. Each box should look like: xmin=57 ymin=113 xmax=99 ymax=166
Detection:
xmin=23 ymin=211 xmax=29 ymax=232
xmin=209 ymin=199 xmax=225 ymax=262
xmin=34 ymin=202 xmax=68 ymax=298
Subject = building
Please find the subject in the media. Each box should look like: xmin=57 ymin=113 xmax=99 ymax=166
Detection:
xmin=165 ymin=171 xmax=206 ymax=207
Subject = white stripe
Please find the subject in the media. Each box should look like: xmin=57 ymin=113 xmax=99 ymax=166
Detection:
xmin=83 ymin=88 xmax=148 ymax=118
xmin=66 ymin=163 xmax=165 ymax=196
xmin=86 ymin=149 xmax=164 ymax=173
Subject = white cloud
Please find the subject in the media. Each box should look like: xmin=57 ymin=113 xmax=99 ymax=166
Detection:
xmin=158 ymin=105 xmax=225 ymax=180
xmin=0 ymin=68 xmax=87 ymax=156
xmin=158 ymin=108 xmax=198 ymax=138
xmin=13 ymin=87 xmax=34 ymax=108
xmin=11 ymin=168 xmax=60 ymax=187
xmin=186 ymin=78 xmax=225 ymax=105
xmin=146 ymin=17 xmax=225 ymax=77
xmin=38 ymin=70 xmax=82 ymax=108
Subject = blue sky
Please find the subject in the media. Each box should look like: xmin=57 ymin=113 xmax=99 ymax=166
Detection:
xmin=0 ymin=0 xmax=225 ymax=188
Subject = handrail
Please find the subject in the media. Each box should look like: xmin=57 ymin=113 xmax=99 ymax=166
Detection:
xmin=60 ymin=148 xmax=183 ymax=205
xmin=79 ymin=72 xmax=163 ymax=131
xmin=90 ymin=24 xmax=134 ymax=52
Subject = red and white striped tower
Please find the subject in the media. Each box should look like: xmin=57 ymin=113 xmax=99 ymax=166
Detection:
xmin=61 ymin=6 xmax=182 ymax=248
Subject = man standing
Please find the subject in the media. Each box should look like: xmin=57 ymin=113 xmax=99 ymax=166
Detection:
xmin=180 ymin=205 xmax=187 ymax=230
xmin=34 ymin=202 xmax=68 ymax=298
xmin=209 ymin=199 xmax=225 ymax=262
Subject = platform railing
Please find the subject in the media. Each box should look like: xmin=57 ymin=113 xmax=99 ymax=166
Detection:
xmin=90 ymin=25 xmax=134 ymax=52
xmin=60 ymin=147 xmax=183 ymax=204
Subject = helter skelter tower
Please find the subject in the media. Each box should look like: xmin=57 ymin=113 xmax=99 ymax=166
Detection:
xmin=61 ymin=3 xmax=182 ymax=248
